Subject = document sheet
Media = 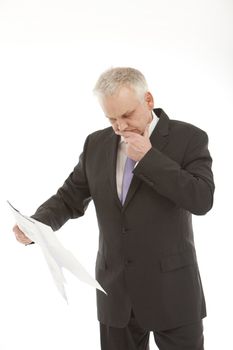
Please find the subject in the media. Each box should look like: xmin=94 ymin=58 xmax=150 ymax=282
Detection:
xmin=8 ymin=201 xmax=107 ymax=302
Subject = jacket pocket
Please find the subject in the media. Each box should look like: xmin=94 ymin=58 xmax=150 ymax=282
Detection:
xmin=160 ymin=249 xmax=197 ymax=272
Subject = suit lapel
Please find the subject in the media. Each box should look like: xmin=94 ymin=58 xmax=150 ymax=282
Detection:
xmin=105 ymin=132 xmax=122 ymax=209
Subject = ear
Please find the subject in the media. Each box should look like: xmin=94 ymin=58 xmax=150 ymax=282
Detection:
xmin=144 ymin=91 xmax=154 ymax=110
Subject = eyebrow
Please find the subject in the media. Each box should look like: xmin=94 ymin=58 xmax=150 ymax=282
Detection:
xmin=106 ymin=110 xmax=133 ymax=119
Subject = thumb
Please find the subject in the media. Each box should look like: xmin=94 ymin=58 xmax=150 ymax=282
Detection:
xmin=143 ymin=123 xmax=150 ymax=138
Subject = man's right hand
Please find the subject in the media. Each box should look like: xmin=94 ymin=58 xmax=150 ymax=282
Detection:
xmin=13 ymin=224 xmax=33 ymax=245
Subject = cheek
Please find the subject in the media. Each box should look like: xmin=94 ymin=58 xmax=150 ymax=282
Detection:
xmin=128 ymin=121 xmax=141 ymax=133
xmin=111 ymin=122 xmax=120 ymax=133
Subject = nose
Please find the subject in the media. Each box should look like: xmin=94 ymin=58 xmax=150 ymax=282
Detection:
xmin=117 ymin=119 xmax=128 ymax=131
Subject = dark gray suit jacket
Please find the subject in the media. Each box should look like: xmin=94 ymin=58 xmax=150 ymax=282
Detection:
xmin=31 ymin=108 xmax=215 ymax=331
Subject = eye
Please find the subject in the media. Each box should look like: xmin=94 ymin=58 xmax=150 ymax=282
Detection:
xmin=125 ymin=111 xmax=134 ymax=118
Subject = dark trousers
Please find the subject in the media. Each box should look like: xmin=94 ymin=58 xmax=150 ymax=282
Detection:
xmin=99 ymin=309 xmax=204 ymax=350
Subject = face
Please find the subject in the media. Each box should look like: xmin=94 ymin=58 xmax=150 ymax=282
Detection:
xmin=100 ymin=86 xmax=154 ymax=135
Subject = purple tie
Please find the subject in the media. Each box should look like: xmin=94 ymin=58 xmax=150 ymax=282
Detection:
xmin=121 ymin=157 xmax=136 ymax=204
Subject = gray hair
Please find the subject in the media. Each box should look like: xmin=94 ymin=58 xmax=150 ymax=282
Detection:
xmin=93 ymin=67 xmax=149 ymax=102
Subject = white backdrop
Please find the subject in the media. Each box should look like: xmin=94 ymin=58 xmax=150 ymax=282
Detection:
xmin=0 ymin=0 xmax=232 ymax=349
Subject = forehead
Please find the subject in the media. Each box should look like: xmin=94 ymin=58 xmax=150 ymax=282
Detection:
xmin=101 ymin=86 xmax=140 ymax=118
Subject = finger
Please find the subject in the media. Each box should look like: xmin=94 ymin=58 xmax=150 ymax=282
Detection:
xmin=126 ymin=131 xmax=143 ymax=141
xmin=118 ymin=131 xmax=137 ymax=138
xmin=13 ymin=224 xmax=24 ymax=235
xmin=14 ymin=230 xmax=30 ymax=243
xmin=125 ymin=140 xmax=142 ymax=152
xmin=16 ymin=235 xmax=31 ymax=244
xmin=15 ymin=232 xmax=24 ymax=241
xmin=15 ymin=234 xmax=25 ymax=244
xmin=13 ymin=224 xmax=19 ymax=233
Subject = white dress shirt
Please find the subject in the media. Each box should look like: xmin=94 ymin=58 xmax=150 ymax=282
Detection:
xmin=116 ymin=110 xmax=159 ymax=199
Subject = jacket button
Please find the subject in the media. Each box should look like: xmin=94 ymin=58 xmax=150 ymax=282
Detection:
xmin=122 ymin=227 xmax=128 ymax=234
xmin=125 ymin=260 xmax=133 ymax=267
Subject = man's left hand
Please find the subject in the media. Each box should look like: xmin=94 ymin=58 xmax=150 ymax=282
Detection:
xmin=116 ymin=125 xmax=152 ymax=161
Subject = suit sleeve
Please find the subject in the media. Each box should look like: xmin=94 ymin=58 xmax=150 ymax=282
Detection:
xmin=30 ymin=136 xmax=92 ymax=231
xmin=133 ymin=129 xmax=215 ymax=215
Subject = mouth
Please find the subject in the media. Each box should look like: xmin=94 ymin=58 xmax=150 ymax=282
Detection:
xmin=131 ymin=129 xmax=141 ymax=134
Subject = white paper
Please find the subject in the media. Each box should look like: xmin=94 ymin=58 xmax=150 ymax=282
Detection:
xmin=8 ymin=201 xmax=107 ymax=302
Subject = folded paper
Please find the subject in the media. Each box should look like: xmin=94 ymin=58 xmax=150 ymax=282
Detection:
xmin=8 ymin=201 xmax=107 ymax=302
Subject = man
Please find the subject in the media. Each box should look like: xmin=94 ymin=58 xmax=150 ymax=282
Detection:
xmin=13 ymin=67 xmax=215 ymax=350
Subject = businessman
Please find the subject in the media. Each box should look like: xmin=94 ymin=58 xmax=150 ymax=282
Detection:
xmin=13 ymin=67 xmax=215 ymax=350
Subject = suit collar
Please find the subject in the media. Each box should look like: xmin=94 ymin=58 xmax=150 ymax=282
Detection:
xmin=152 ymin=108 xmax=169 ymax=136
